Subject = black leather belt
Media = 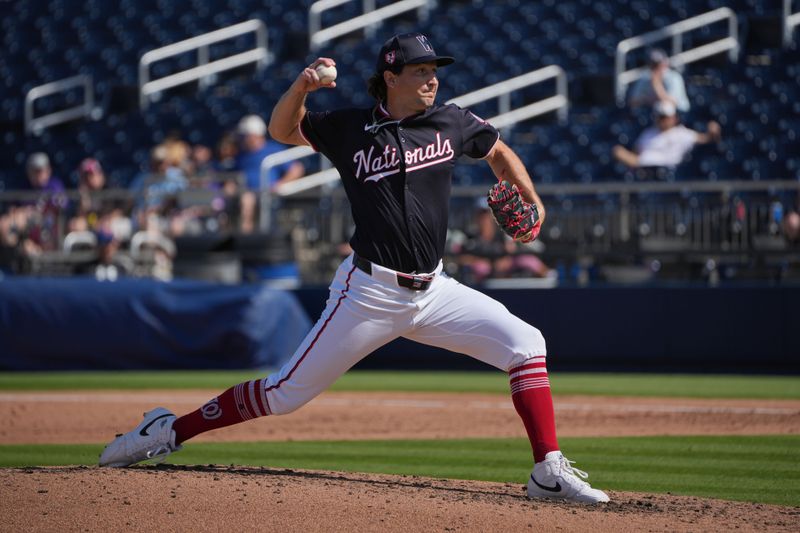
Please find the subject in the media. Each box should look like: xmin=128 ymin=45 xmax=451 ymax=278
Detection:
xmin=353 ymin=253 xmax=434 ymax=291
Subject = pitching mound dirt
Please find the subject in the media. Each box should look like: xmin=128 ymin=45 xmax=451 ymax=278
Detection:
xmin=2 ymin=466 xmax=798 ymax=533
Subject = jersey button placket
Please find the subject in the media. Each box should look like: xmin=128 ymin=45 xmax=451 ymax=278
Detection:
xmin=392 ymin=122 xmax=422 ymax=272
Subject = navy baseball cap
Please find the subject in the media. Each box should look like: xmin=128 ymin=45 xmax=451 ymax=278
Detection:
xmin=376 ymin=32 xmax=455 ymax=73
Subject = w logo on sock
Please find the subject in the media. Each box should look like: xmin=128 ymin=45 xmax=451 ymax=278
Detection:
xmin=201 ymin=397 xmax=222 ymax=420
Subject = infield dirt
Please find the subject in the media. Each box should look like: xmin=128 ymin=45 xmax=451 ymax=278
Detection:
xmin=1 ymin=390 xmax=799 ymax=531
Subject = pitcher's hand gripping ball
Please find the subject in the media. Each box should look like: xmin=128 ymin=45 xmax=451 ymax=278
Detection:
xmin=487 ymin=180 xmax=542 ymax=243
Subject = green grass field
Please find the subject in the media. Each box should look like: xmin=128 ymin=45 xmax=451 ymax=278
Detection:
xmin=1 ymin=370 xmax=798 ymax=507
xmin=1 ymin=436 xmax=797 ymax=507
xmin=1 ymin=370 xmax=799 ymax=399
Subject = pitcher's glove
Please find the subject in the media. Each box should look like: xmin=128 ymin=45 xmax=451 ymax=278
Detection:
xmin=487 ymin=180 xmax=542 ymax=243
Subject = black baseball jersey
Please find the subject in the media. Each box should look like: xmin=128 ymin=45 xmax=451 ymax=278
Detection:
xmin=300 ymin=102 xmax=499 ymax=273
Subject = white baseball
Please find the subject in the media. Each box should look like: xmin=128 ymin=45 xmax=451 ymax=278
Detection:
xmin=315 ymin=64 xmax=337 ymax=85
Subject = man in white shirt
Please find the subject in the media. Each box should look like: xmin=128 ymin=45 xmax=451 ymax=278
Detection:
xmin=628 ymin=49 xmax=691 ymax=113
xmin=613 ymin=101 xmax=721 ymax=169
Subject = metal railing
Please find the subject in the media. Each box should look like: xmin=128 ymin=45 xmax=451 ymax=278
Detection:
xmin=139 ymin=19 xmax=270 ymax=108
xmin=309 ymin=0 xmax=434 ymax=51
xmin=277 ymin=179 xmax=800 ymax=284
xmin=24 ymin=75 xmax=100 ymax=136
xmin=615 ymin=8 xmax=739 ymax=106
xmin=258 ymin=146 xmax=335 ymax=231
xmin=309 ymin=0 xmax=376 ymax=44
xmin=447 ymin=65 xmax=568 ymax=128
xmin=785 ymin=0 xmax=800 ymax=47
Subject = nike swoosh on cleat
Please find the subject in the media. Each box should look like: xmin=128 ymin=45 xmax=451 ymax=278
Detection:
xmin=530 ymin=474 xmax=562 ymax=493
xmin=139 ymin=414 xmax=173 ymax=437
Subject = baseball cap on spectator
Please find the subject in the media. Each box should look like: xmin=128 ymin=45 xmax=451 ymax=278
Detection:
xmin=27 ymin=152 xmax=50 ymax=170
xmin=654 ymin=100 xmax=677 ymax=117
xmin=151 ymin=145 xmax=169 ymax=162
xmin=648 ymin=48 xmax=669 ymax=66
xmin=237 ymin=115 xmax=267 ymax=137
xmin=376 ymin=32 xmax=455 ymax=73
xmin=79 ymin=158 xmax=102 ymax=175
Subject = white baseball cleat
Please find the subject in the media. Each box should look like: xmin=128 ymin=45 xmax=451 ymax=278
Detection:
xmin=527 ymin=451 xmax=610 ymax=503
xmin=99 ymin=407 xmax=182 ymax=467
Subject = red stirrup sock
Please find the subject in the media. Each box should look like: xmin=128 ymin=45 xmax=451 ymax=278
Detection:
xmin=172 ymin=379 xmax=270 ymax=445
xmin=509 ymin=358 xmax=559 ymax=463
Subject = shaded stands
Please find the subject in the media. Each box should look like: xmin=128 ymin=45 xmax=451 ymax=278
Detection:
xmin=0 ymin=0 xmax=797 ymax=187
xmin=1 ymin=0 xmax=798 ymax=286
xmin=443 ymin=180 xmax=800 ymax=286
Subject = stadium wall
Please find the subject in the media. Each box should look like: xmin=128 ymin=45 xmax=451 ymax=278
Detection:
xmin=0 ymin=280 xmax=796 ymax=373
xmin=0 ymin=279 xmax=311 ymax=370
xmin=293 ymin=285 xmax=800 ymax=374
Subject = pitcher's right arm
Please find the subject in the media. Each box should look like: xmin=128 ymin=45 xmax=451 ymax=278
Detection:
xmin=268 ymin=57 xmax=336 ymax=146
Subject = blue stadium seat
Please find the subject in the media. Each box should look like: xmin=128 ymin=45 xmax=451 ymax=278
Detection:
xmin=0 ymin=0 xmax=796 ymax=187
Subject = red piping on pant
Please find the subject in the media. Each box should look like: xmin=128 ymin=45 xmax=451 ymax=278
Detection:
xmin=265 ymin=264 xmax=357 ymax=395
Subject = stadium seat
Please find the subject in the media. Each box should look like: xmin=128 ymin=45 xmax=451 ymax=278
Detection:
xmin=0 ymin=0 xmax=795 ymax=187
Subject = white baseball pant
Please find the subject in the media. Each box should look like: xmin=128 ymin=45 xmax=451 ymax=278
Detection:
xmin=262 ymin=254 xmax=547 ymax=415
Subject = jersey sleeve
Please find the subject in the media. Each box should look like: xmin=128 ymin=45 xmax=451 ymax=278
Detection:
xmin=453 ymin=105 xmax=500 ymax=159
xmin=299 ymin=110 xmax=336 ymax=155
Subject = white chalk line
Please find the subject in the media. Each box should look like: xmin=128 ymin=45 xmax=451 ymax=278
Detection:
xmin=0 ymin=393 xmax=797 ymax=416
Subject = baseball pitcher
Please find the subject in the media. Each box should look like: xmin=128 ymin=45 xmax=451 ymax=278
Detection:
xmin=100 ymin=32 xmax=608 ymax=504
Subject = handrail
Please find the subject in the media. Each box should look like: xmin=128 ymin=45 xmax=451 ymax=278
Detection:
xmin=139 ymin=19 xmax=270 ymax=108
xmin=258 ymin=146 xmax=319 ymax=231
xmin=24 ymin=74 xmax=100 ymax=136
xmin=309 ymin=0 xmax=433 ymax=51
xmin=309 ymin=0 xmax=377 ymax=45
xmin=785 ymin=0 xmax=800 ymax=47
xmin=447 ymin=65 xmax=568 ymax=127
xmin=615 ymin=8 xmax=739 ymax=106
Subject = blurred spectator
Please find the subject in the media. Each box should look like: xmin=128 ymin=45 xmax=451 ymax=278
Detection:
xmin=0 ymin=206 xmax=34 ymax=253
xmin=161 ymin=131 xmax=193 ymax=175
xmin=454 ymin=200 xmax=552 ymax=285
xmin=0 ymin=153 xmax=68 ymax=256
xmin=71 ymin=157 xmax=108 ymax=231
xmin=784 ymin=210 xmax=800 ymax=244
xmin=235 ymin=115 xmax=304 ymax=190
xmin=628 ymin=49 xmax=690 ymax=113
xmin=68 ymin=158 xmax=132 ymax=240
xmin=73 ymin=229 xmax=134 ymax=281
xmin=189 ymin=144 xmax=214 ymax=180
xmin=24 ymin=152 xmax=66 ymax=197
xmin=612 ymin=102 xmax=721 ymax=171
xmin=130 ymin=145 xmax=190 ymax=235
xmin=232 ymin=115 xmax=305 ymax=233
xmin=210 ymin=131 xmax=253 ymax=232
xmin=214 ymin=132 xmax=240 ymax=174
